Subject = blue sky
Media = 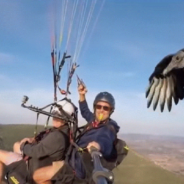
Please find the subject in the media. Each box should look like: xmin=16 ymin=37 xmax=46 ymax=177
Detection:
xmin=0 ymin=0 xmax=184 ymax=136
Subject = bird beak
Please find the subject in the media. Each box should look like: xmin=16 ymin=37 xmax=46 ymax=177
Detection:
xmin=163 ymin=62 xmax=176 ymax=76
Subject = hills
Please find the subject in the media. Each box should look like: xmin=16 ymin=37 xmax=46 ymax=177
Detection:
xmin=0 ymin=124 xmax=184 ymax=184
xmin=122 ymin=133 xmax=184 ymax=177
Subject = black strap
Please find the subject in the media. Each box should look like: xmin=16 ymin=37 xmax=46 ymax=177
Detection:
xmin=75 ymin=119 xmax=116 ymax=142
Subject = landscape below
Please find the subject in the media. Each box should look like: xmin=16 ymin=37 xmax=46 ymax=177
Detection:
xmin=0 ymin=124 xmax=184 ymax=184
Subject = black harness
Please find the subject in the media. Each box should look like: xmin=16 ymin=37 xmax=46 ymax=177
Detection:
xmin=5 ymin=127 xmax=69 ymax=184
xmin=62 ymin=121 xmax=119 ymax=184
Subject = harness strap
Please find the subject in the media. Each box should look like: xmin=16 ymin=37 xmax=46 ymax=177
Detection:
xmin=75 ymin=118 xmax=114 ymax=141
xmin=70 ymin=141 xmax=87 ymax=153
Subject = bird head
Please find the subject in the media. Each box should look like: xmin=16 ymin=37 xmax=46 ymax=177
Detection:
xmin=163 ymin=49 xmax=184 ymax=75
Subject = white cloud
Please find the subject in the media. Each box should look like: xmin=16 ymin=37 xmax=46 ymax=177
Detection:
xmin=106 ymin=90 xmax=184 ymax=136
xmin=0 ymin=88 xmax=52 ymax=124
xmin=0 ymin=87 xmax=87 ymax=126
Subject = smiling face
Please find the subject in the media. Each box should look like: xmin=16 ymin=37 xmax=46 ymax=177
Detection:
xmin=94 ymin=101 xmax=112 ymax=122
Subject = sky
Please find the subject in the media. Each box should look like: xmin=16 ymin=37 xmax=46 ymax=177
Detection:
xmin=0 ymin=0 xmax=184 ymax=137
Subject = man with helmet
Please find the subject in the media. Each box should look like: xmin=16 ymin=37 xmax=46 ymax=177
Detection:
xmin=0 ymin=98 xmax=76 ymax=184
xmin=33 ymin=85 xmax=120 ymax=184
xmin=74 ymin=85 xmax=120 ymax=176
xmin=76 ymin=84 xmax=119 ymax=157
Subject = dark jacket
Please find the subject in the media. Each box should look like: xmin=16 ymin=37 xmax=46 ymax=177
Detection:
xmin=22 ymin=125 xmax=69 ymax=161
xmin=72 ymin=100 xmax=120 ymax=179
xmin=21 ymin=125 xmax=69 ymax=178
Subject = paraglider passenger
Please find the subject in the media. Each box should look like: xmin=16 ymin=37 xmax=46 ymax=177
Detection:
xmin=0 ymin=99 xmax=75 ymax=183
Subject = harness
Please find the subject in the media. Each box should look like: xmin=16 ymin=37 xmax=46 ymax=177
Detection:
xmin=6 ymin=127 xmax=70 ymax=184
xmin=66 ymin=121 xmax=108 ymax=162
xmin=64 ymin=120 xmax=128 ymax=184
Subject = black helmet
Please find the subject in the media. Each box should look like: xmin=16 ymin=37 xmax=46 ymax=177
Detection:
xmin=93 ymin=92 xmax=115 ymax=110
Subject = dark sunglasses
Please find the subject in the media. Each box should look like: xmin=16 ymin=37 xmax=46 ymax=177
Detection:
xmin=95 ymin=104 xmax=111 ymax=111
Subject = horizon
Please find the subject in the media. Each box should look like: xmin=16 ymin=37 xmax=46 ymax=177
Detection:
xmin=1 ymin=124 xmax=184 ymax=139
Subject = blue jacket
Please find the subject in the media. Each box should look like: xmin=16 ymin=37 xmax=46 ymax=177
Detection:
xmin=71 ymin=100 xmax=120 ymax=178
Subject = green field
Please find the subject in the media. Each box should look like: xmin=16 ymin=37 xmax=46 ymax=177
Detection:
xmin=114 ymin=150 xmax=184 ymax=184
xmin=0 ymin=125 xmax=184 ymax=184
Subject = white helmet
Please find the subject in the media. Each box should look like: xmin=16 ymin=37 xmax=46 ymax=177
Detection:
xmin=52 ymin=99 xmax=75 ymax=116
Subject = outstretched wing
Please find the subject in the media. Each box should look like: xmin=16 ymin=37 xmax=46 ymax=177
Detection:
xmin=146 ymin=55 xmax=184 ymax=112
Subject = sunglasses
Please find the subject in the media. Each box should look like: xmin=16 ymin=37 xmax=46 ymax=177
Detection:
xmin=95 ymin=104 xmax=111 ymax=111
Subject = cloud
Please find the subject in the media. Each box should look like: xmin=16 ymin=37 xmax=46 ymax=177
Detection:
xmin=75 ymin=88 xmax=184 ymax=136
xmin=0 ymin=86 xmax=184 ymax=137
xmin=0 ymin=88 xmax=52 ymax=124
xmin=0 ymin=87 xmax=87 ymax=126
xmin=108 ymin=89 xmax=184 ymax=136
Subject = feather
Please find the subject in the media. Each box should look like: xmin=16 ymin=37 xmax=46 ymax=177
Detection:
xmin=147 ymin=77 xmax=159 ymax=108
xmin=146 ymin=79 xmax=154 ymax=98
xmin=166 ymin=76 xmax=172 ymax=111
xmin=171 ymin=75 xmax=179 ymax=105
xmin=159 ymin=78 xmax=167 ymax=112
xmin=152 ymin=78 xmax=163 ymax=111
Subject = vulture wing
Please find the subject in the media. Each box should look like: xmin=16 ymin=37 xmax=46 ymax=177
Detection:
xmin=146 ymin=52 xmax=184 ymax=112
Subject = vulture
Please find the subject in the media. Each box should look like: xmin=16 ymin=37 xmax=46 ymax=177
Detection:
xmin=146 ymin=48 xmax=184 ymax=112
